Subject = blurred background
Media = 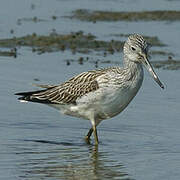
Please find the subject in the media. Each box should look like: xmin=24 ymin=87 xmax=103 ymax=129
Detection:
xmin=0 ymin=0 xmax=180 ymax=179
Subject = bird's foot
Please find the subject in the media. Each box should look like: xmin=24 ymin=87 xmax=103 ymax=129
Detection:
xmin=84 ymin=136 xmax=91 ymax=144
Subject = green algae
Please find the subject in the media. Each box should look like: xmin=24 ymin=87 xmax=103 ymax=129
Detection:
xmin=150 ymin=50 xmax=174 ymax=56
xmin=64 ymin=57 xmax=120 ymax=68
xmin=16 ymin=17 xmax=46 ymax=25
xmin=69 ymin=9 xmax=180 ymax=22
xmin=152 ymin=58 xmax=180 ymax=70
xmin=0 ymin=48 xmax=17 ymax=58
xmin=64 ymin=56 xmax=180 ymax=70
xmin=0 ymin=31 xmax=179 ymax=70
xmin=0 ymin=32 xmax=168 ymax=55
xmin=112 ymin=33 xmax=166 ymax=47
xmin=0 ymin=32 xmax=124 ymax=54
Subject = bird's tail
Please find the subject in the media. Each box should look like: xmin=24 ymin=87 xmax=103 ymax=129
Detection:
xmin=15 ymin=90 xmax=44 ymax=102
xmin=15 ymin=89 xmax=51 ymax=103
xmin=15 ymin=83 xmax=58 ymax=103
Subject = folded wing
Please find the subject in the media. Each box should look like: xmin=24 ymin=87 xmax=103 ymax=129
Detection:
xmin=15 ymin=70 xmax=106 ymax=105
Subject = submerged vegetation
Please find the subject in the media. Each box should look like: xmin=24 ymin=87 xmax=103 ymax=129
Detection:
xmin=152 ymin=57 xmax=180 ymax=70
xmin=0 ymin=30 xmax=179 ymax=70
xmin=111 ymin=33 xmax=165 ymax=47
xmin=69 ymin=9 xmax=180 ymax=22
xmin=0 ymin=31 xmax=166 ymax=55
xmin=0 ymin=48 xmax=17 ymax=58
xmin=0 ymin=31 xmax=123 ymax=55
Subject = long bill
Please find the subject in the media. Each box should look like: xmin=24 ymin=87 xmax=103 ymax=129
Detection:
xmin=142 ymin=54 xmax=164 ymax=89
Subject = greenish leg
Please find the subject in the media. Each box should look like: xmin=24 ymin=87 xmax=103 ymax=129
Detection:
xmin=85 ymin=126 xmax=99 ymax=145
xmin=93 ymin=125 xmax=99 ymax=145
xmin=85 ymin=127 xmax=93 ymax=144
xmin=86 ymin=117 xmax=99 ymax=145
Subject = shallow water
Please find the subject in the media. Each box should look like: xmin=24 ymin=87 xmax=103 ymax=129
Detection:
xmin=1 ymin=0 xmax=180 ymax=180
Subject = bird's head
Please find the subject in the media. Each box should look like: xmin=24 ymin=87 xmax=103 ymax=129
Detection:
xmin=124 ymin=34 xmax=164 ymax=89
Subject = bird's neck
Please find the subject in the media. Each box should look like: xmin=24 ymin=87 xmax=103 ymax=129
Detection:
xmin=124 ymin=54 xmax=142 ymax=70
xmin=123 ymin=55 xmax=144 ymax=82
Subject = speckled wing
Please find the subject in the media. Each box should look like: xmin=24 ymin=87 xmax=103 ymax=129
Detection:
xmin=16 ymin=70 xmax=106 ymax=104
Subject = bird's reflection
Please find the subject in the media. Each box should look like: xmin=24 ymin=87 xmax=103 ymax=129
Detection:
xmin=15 ymin=139 xmax=131 ymax=179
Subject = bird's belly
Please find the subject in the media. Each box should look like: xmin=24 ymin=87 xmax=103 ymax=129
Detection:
xmin=73 ymin=86 xmax=139 ymax=121
xmin=51 ymin=82 xmax=141 ymax=121
xmin=93 ymin=88 xmax=134 ymax=119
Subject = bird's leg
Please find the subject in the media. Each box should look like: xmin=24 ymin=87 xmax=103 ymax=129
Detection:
xmin=93 ymin=125 xmax=99 ymax=145
xmin=85 ymin=127 xmax=93 ymax=144
xmin=87 ymin=116 xmax=99 ymax=145
xmin=86 ymin=128 xmax=93 ymax=139
xmin=85 ymin=125 xmax=99 ymax=145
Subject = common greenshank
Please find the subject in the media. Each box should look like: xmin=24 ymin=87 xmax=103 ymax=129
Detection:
xmin=15 ymin=34 xmax=164 ymax=145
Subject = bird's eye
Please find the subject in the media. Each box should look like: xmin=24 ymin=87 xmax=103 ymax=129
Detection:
xmin=131 ymin=47 xmax=136 ymax=51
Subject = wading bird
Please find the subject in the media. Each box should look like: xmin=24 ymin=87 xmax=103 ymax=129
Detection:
xmin=15 ymin=34 xmax=164 ymax=145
